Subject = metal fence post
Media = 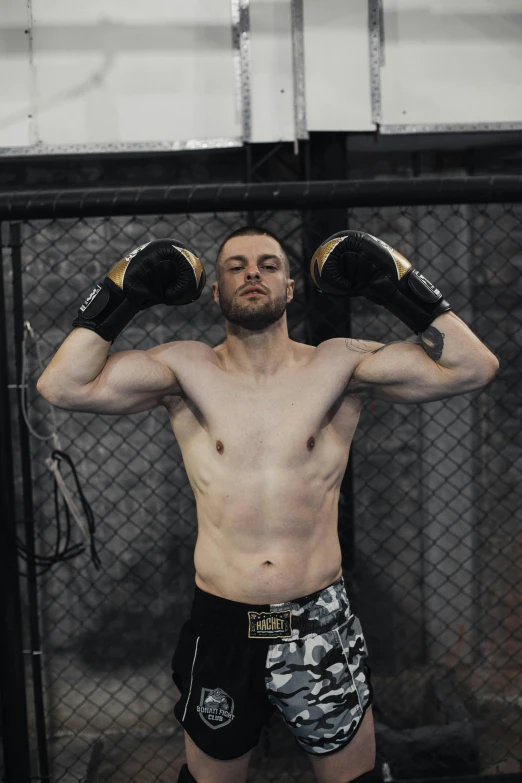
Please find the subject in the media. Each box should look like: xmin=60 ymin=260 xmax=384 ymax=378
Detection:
xmin=10 ymin=221 xmax=51 ymax=781
xmin=303 ymin=133 xmax=355 ymax=570
xmin=0 ymin=222 xmax=32 ymax=782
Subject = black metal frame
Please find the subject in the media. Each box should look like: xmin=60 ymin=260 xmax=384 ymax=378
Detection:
xmin=1 ymin=176 xmax=522 ymax=221
xmin=1 ymin=172 xmax=522 ymax=782
xmin=10 ymin=222 xmax=51 ymax=782
xmin=0 ymin=224 xmax=32 ymax=783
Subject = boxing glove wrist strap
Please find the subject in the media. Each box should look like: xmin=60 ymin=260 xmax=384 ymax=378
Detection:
xmin=72 ymin=279 xmax=138 ymax=342
xmin=380 ymin=268 xmax=452 ymax=334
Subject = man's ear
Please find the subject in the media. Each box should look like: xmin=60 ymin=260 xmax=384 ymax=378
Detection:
xmin=212 ymin=281 xmax=220 ymax=303
xmin=286 ymin=278 xmax=295 ymax=303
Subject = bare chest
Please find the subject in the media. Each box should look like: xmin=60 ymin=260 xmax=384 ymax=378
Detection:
xmin=168 ymin=360 xmax=362 ymax=464
xmin=204 ymin=385 xmax=320 ymax=463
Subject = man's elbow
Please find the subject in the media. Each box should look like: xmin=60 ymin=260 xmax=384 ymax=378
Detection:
xmin=473 ymin=355 xmax=500 ymax=387
xmin=36 ymin=374 xmax=61 ymax=406
xmin=36 ymin=372 xmax=50 ymax=399
xmin=36 ymin=374 xmax=79 ymax=409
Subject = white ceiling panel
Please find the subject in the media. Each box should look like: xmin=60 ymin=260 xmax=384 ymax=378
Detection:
xmin=304 ymin=0 xmax=373 ymax=132
xmin=381 ymin=0 xmax=522 ymax=126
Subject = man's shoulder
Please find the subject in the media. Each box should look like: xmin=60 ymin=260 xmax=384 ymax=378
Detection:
xmin=320 ymin=336 xmax=384 ymax=350
xmin=315 ymin=337 xmax=383 ymax=361
xmin=313 ymin=338 xmax=386 ymax=396
xmin=148 ymin=339 xmax=217 ymax=368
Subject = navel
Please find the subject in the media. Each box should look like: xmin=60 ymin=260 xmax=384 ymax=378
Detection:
xmin=263 ymin=561 xmax=274 ymax=566
xmin=307 ymin=435 xmax=315 ymax=452
xmin=216 ymin=440 xmax=224 ymax=454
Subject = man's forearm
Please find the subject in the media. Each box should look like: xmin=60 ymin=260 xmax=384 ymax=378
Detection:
xmin=420 ymin=311 xmax=499 ymax=378
xmin=37 ymin=328 xmax=111 ymax=402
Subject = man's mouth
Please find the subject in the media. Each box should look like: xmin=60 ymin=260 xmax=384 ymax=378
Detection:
xmin=240 ymin=287 xmax=266 ymax=296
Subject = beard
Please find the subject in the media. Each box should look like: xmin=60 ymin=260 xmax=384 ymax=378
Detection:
xmin=219 ymin=291 xmax=288 ymax=332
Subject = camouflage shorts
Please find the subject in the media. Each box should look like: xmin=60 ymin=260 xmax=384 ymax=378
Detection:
xmin=172 ymin=576 xmax=373 ymax=761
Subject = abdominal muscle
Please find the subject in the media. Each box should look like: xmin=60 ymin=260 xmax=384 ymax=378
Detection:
xmin=192 ymin=470 xmax=343 ymax=604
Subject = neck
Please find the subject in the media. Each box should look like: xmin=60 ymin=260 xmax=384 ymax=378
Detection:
xmin=220 ymin=315 xmax=293 ymax=376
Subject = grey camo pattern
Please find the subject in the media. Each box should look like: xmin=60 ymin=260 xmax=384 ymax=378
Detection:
xmin=265 ymin=578 xmax=372 ymax=755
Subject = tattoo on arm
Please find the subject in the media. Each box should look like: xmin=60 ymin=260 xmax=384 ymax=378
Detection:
xmin=344 ymin=338 xmax=417 ymax=355
xmin=420 ymin=326 xmax=445 ymax=361
xmin=369 ymin=341 xmax=412 ymax=355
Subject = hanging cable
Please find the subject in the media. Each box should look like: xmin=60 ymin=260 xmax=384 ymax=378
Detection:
xmin=17 ymin=321 xmax=101 ymax=574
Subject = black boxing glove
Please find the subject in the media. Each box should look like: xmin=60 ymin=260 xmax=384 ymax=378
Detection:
xmin=310 ymin=230 xmax=452 ymax=334
xmin=72 ymin=239 xmax=206 ymax=342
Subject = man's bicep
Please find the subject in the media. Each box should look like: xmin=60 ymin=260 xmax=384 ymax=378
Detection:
xmin=346 ymin=340 xmax=479 ymax=403
xmin=77 ymin=345 xmax=181 ymax=414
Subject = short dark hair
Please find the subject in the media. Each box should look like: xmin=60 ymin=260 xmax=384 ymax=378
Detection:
xmin=215 ymin=225 xmax=290 ymax=279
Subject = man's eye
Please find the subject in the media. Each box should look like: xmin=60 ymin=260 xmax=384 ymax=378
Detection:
xmin=263 ymin=266 xmax=277 ymax=270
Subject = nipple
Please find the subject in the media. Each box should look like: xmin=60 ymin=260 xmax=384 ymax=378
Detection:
xmin=216 ymin=440 xmax=224 ymax=454
xmin=307 ymin=435 xmax=315 ymax=451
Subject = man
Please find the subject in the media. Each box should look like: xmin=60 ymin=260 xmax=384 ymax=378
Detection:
xmin=37 ymin=226 xmax=499 ymax=783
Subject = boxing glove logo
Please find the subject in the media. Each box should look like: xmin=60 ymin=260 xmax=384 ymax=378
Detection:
xmin=408 ymin=269 xmax=442 ymax=303
xmin=79 ymin=284 xmax=102 ymax=313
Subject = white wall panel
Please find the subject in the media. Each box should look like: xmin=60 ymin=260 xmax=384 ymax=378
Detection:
xmin=381 ymin=0 xmax=522 ymax=127
xmin=0 ymin=0 xmax=241 ymax=150
xmin=1 ymin=0 xmax=521 ymax=151
xmin=249 ymin=0 xmax=295 ymax=143
xmin=304 ymin=0 xmax=373 ymax=132
xmin=0 ymin=0 xmax=32 ymax=146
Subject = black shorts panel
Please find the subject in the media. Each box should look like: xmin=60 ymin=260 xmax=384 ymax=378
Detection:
xmin=172 ymin=614 xmax=275 ymax=760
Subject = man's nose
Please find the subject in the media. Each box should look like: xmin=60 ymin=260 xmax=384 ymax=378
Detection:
xmin=245 ymin=268 xmax=261 ymax=280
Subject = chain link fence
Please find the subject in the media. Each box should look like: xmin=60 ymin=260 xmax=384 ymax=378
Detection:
xmin=2 ymin=198 xmax=521 ymax=782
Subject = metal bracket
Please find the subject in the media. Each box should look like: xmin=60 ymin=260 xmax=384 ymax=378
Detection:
xmin=231 ymin=0 xmax=252 ymax=143
xmin=369 ymin=0 xmax=383 ymax=126
xmin=291 ymin=0 xmax=309 ymax=147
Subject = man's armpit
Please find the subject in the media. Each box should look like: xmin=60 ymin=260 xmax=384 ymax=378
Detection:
xmin=344 ymin=375 xmax=367 ymax=396
xmin=161 ymin=383 xmax=186 ymax=411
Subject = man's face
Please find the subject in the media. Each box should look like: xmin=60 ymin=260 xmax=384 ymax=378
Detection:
xmin=212 ymin=235 xmax=294 ymax=332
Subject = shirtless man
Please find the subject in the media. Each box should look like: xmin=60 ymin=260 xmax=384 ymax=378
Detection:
xmin=37 ymin=227 xmax=499 ymax=783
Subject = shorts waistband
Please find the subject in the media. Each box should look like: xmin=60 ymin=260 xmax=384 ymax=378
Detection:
xmin=190 ymin=575 xmax=350 ymax=641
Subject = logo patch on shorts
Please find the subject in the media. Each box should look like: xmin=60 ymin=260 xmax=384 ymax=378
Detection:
xmin=197 ymin=687 xmax=235 ymax=730
xmin=248 ymin=610 xmax=292 ymax=639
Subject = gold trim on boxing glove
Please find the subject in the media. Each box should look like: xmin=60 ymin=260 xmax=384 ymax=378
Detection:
xmin=107 ymin=257 xmax=131 ymax=290
xmin=390 ymin=248 xmax=412 ymax=279
xmin=310 ymin=237 xmax=345 ymax=288
xmin=368 ymin=234 xmax=412 ymax=280
xmin=107 ymin=242 xmax=152 ymax=289
xmin=173 ymin=245 xmax=205 ymax=286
